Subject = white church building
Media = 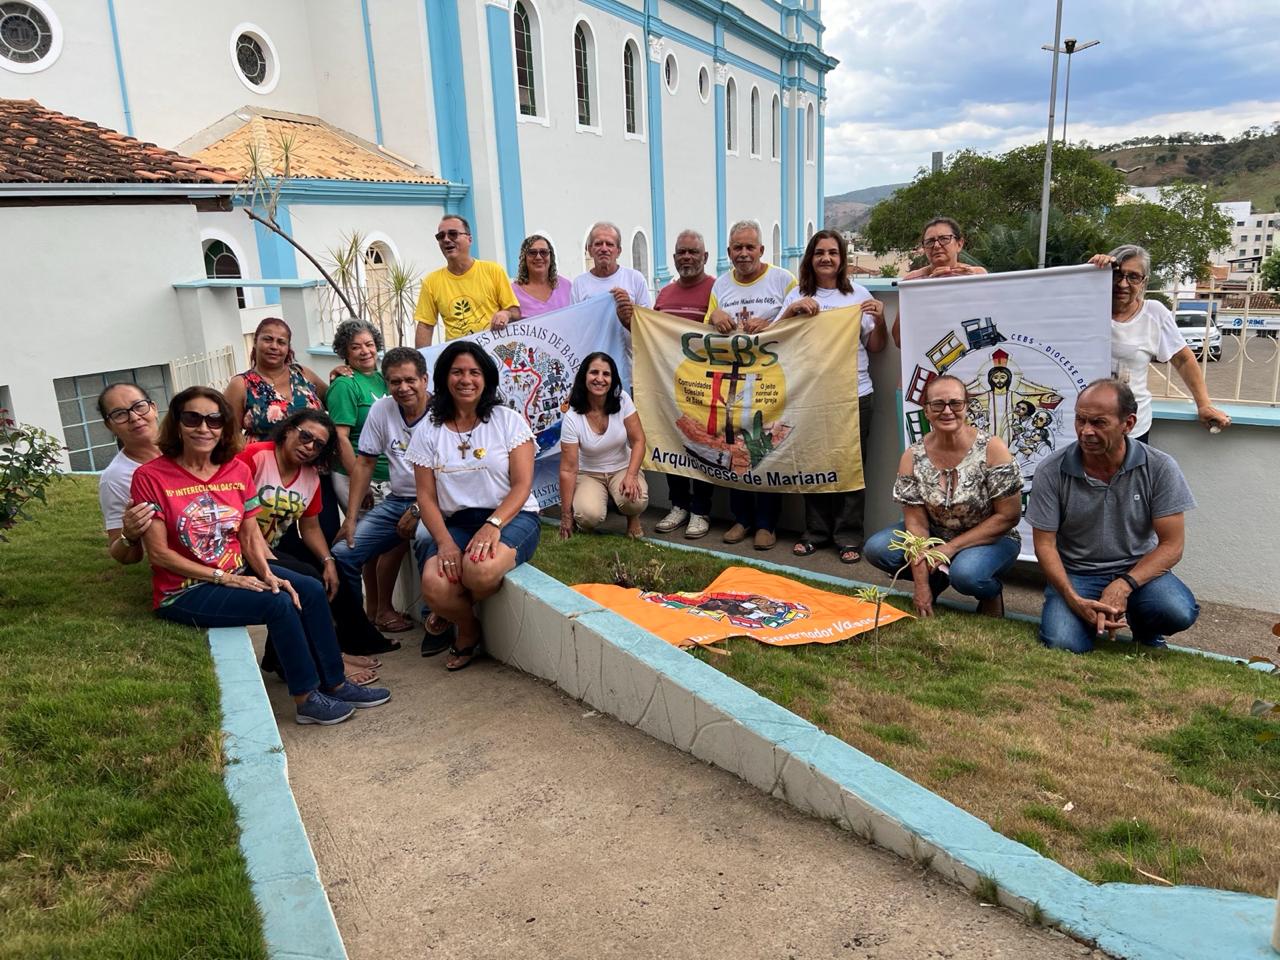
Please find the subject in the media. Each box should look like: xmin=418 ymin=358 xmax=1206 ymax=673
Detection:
xmin=0 ymin=0 xmax=835 ymax=468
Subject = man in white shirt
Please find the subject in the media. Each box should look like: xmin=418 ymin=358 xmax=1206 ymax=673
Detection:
xmin=705 ymin=219 xmax=797 ymax=551
xmin=332 ymin=347 xmax=438 ymax=649
xmin=570 ymin=221 xmax=653 ymax=330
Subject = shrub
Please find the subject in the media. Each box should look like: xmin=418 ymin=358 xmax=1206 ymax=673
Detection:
xmin=0 ymin=409 xmax=64 ymax=541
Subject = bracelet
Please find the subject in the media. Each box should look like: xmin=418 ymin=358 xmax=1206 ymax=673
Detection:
xmin=116 ymin=533 xmax=133 ymax=548
xmin=322 ymin=555 xmax=335 ymax=564
xmin=1117 ymin=573 xmax=1140 ymax=592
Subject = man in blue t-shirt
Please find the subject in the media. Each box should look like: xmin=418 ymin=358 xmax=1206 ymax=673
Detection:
xmin=1027 ymin=378 xmax=1199 ymax=653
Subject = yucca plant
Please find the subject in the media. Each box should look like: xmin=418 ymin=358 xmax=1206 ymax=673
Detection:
xmin=855 ymin=529 xmax=949 ymax=655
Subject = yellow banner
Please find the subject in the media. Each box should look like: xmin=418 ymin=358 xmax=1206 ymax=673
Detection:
xmin=632 ymin=306 xmax=864 ymax=493
xmin=575 ymin=565 xmax=911 ymax=647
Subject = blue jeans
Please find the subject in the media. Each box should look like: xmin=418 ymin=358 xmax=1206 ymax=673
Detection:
xmin=157 ymin=563 xmax=345 ymax=697
xmin=331 ymin=495 xmax=433 ymax=602
xmin=667 ymin=475 xmax=713 ymax=516
xmin=864 ymin=524 xmax=1019 ymax=601
xmin=729 ymin=490 xmax=781 ymax=532
xmin=1040 ymin=571 xmax=1199 ymax=654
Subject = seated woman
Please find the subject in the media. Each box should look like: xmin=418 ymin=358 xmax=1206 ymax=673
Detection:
xmin=405 ymin=342 xmax=542 ymax=671
xmin=130 ymin=386 xmax=391 ymax=725
xmin=558 ymin=352 xmax=648 ymax=540
xmin=96 ymin=382 xmax=162 ymax=565
xmin=236 ymin=409 xmax=392 ymax=683
xmin=863 ymin=375 xmax=1022 ymax=617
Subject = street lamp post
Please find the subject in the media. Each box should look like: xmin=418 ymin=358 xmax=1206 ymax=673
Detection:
xmin=1041 ymin=37 xmax=1100 ymax=145
xmin=1036 ymin=1 xmax=1065 ymax=270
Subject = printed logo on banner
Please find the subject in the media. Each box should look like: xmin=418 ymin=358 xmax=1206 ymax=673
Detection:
xmin=492 ymin=340 xmax=573 ymax=455
xmin=904 ymin=317 xmax=1087 ymax=484
xmin=671 ymin=331 xmax=792 ymax=474
xmin=641 ymin=589 xmax=809 ymax=630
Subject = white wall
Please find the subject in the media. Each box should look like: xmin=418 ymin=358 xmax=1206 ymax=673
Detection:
xmin=284 ymin=203 xmax=447 ymax=286
xmin=0 ymin=202 xmax=236 ymax=451
xmin=660 ymin=38 xmax=717 ymax=265
xmin=370 ymin=0 xmax=441 ymax=172
xmin=516 ymin=3 xmax=651 ymax=280
xmin=305 ymin=0 xmax=379 ymax=146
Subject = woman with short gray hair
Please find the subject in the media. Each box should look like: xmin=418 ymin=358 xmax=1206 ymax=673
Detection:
xmin=1089 ymin=245 xmax=1230 ymax=440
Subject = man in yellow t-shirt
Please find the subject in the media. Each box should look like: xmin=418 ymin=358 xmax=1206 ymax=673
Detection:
xmin=414 ymin=215 xmax=520 ymax=346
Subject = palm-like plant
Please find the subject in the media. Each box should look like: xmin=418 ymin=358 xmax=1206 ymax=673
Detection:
xmin=855 ymin=529 xmax=950 ymax=654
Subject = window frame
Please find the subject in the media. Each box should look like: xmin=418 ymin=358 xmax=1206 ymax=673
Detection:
xmin=512 ymin=0 xmax=544 ymax=121
xmin=749 ymin=85 xmax=761 ymax=158
xmin=770 ymin=92 xmax=781 ymax=162
xmin=573 ymin=18 xmax=601 ymax=134
xmin=0 ymin=0 xmax=63 ymax=74
xmin=229 ymin=22 xmax=280 ymax=95
xmin=725 ymin=75 xmax=738 ymax=155
xmin=622 ymin=37 xmax=644 ymax=141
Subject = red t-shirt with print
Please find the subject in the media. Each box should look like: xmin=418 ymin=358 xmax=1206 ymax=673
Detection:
xmin=130 ymin=456 xmax=260 ymax=608
xmin=235 ymin=441 xmax=322 ymax=548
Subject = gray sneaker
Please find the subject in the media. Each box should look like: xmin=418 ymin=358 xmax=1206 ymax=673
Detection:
xmin=655 ymin=507 xmax=690 ymax=533
xmin=296 ymin=690 xmax=356 ymax=725
xmin=685 ymin=514 xmax=710 ymax=539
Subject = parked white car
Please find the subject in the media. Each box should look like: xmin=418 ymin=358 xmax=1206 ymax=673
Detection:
xmin=1175 ymin=310 xmax=1222 ymax=361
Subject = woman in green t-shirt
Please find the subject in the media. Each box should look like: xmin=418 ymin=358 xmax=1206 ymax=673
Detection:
xmin=328 ymin=320 xmax=413 ymax=633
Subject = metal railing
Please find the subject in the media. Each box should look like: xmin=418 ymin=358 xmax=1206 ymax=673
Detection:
xmin=1149 ymin=283 xmax=1280 ymax=408
xmin=170 ymin=345 xmax=237 ymax=393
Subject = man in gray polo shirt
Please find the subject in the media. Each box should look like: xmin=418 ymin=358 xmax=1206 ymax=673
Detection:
xmin=1027 ymin=378 xmax=1199 ymax=653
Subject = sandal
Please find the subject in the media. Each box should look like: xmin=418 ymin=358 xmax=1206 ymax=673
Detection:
xmin=792 ymin=540 xmax=818 ymax=557
xmin=344 ymin=664 xmax=379 ymax=686
xmin=344 ymin=654 xmax=381 ymax=669
xmin=374 ymin=611 xmax=415 ymax=633
xmin=446 ymin=638 xmax=484 ymax=672
xmin=838 ymin=546 xmax=862 ymax=565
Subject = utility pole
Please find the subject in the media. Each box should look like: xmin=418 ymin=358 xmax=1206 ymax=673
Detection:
xmin=1037 ymin=1 xmax=1064 ymax=270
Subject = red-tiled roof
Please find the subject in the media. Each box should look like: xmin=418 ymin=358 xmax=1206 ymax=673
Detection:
xmin=1224 ymin=292 xmax=1280 ymax=310
xmin=0 ymin=98 xmax=238 ymax=185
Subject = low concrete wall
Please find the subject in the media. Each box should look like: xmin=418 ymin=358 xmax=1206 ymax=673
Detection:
xmin=481 ymin=564 xmax=1277 ymax=960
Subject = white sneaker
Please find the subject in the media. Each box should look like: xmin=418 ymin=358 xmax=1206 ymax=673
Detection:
xmin=685 ymin=514 xmax=710 ymax=539
xmin=655 ymin=507 xmax=690 ymax=533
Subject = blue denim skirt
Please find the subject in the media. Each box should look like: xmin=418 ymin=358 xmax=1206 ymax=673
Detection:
xmin=426 ymin=507 xmax=541 ymax=566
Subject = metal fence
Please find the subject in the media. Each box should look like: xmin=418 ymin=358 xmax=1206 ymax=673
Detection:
xmin=1150 ymin=286 xmax=1280 ymax=407
xmin=170 ymin=345 xmax=237 ymax=393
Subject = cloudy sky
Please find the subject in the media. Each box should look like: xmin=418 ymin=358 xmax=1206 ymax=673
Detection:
xmin=820 ymin=0 xmax=1280 ymax=194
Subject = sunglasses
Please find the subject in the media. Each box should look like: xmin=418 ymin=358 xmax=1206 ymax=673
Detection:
xmin=1113 ymin=269 xmax=1147 ymax=286
xmin=294 ymin=428 xmax=325 ymax=449
xmin=925 ymin=399 xmax=967 ymax=413
xmin=105 ymin=398 xmax=154 ymax=424
xmin=525 ymin=248 xmax=551 ymax=258
xmin=435 ymin=229 xmax=469 ymax=242
xmin=178 ymin=410 xmax=225 ymax=429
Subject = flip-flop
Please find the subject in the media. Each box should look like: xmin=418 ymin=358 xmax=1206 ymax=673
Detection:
xmin=792 ymin=540 xmax=818 ymax=557
xmin=838 ymin=546 xmax=862 ymax=565
xmin=374 ymin=612 xmax=415 ymax=633
xmin=344 ymin=665 xmax=379 ymax=686
xmin=446 ymin=632 xmax=484 ymax=672
xmin=344 ymin=654 xmax=382 ymax=669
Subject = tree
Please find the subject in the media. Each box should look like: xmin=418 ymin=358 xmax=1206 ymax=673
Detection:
xmin=863 ymin=143 xmax=1126 ymax=255
xmin=968 ymin=209 xmax=1111 ymax=274
xmin=1261 ymin=249 xmax=1280 ymax=291
xmin=1103 ymin=183 xmax=1232 ymax=284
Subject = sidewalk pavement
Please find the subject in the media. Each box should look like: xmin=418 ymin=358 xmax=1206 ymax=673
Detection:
xmin=260 ymin=630 xmax=1097 ymax=960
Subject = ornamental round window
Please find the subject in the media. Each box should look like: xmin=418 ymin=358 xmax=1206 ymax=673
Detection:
xmin=0 ymin=2 xmax=54 ymax=66
xmin=235 ymin=32 xmax=267 ymax=85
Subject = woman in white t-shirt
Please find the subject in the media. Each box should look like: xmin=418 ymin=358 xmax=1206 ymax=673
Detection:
xmin=1089 ymin=244 xmax=1231 ymax=441
xmin=95 ymin=382 xmax=162 ymax=567
xmin=405 ymin=342 xmax=541 ymax=671
xmin=777 ymin=230 xmax=888 ymax=564
xmin=558 ymin=352 xmax=648 ymax=539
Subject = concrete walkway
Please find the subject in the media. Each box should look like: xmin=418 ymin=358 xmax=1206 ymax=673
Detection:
xmin=264 ymin=631 xmax=1099 ymax=960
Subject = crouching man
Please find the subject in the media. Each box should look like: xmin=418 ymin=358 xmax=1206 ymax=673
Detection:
xmin=1027 ymin=378 xmax=1200 ymax=653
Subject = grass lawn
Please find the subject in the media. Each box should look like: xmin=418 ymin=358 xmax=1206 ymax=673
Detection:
xmin=0 ymin=477 xmax=266 ymax=959
xmin=534 ymin=528 xmax=1280 ymax=897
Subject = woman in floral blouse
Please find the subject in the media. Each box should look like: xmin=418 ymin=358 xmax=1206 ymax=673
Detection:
xmin=864 ymin=374 xmax=1022 ymax=617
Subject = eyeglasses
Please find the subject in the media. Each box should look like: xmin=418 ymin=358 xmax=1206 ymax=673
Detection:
xmin=178 ymin=410 xmax=225 ymax=429
xmin=925 ymin=399 xmax=967 ymax=413
xmin=294 ymin=428 xmax=324 ymax=449
xmin=525 ymin=248 xmax=550 ymax=258
xmin=1113 ymin=269 xmax=1147 ymax=286
xmin=922 ymin=234 xmax=958 ymax=248
xmin=105 ymin=399 xmax=153 ymax=424
xmin=435 ymin=229 xmax=470 ymax=242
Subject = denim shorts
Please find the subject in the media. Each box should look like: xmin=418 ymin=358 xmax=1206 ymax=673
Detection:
xmin=426 ymin=508 xmax=542 ymax=566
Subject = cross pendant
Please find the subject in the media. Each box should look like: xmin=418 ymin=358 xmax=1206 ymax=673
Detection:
xmin=457 ymin=440 xmax=471 ymax=458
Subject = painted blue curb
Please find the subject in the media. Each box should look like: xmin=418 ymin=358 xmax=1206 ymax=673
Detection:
xmin=500 ymin=562 xmax=1278 ymax=959
xmin=207 ymin=627 xmax=347 ymax=960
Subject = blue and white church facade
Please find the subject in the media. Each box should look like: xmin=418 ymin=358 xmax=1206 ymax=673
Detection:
xmin=2 ymin=0 xmax=834 ymax=279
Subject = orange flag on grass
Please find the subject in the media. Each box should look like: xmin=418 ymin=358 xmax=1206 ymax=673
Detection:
xmin=574 ymin=566 xmax=912 ymax=648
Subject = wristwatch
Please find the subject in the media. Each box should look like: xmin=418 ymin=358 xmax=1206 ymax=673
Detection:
xmin=213 ymin=568 xmax=226 ymax=585
xmin=409 ymin=503 xmax=421 ymax=518
xmin=485 ymin=515 xmax=503 ymax=529
xmin=1117 ymin=573 xmax=1140 ymax=592
xmin=117 ymin=533 xmax=134 ymax=548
